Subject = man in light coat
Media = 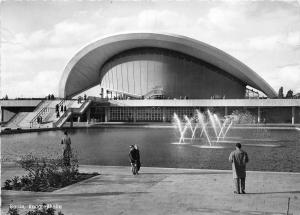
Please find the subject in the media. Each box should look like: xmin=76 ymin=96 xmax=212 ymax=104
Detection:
xmin=229 ymin=143 xmax=249 ymax=194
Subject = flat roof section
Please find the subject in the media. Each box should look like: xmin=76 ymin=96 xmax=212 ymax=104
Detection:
xmin=0 ymin=100 xmax=42 ymax=107
xmin=108 ymin=99 xmax=300 ymax=107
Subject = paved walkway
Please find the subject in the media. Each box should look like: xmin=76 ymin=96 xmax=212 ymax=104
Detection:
xmin=2 ymin=164 xmax=300 ymax=215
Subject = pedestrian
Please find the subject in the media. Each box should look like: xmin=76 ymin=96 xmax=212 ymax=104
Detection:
xmin=56 ymin=104 xmax=59 ymax=112
xmin=61 ymin=105 xmax=63 ymax=112
xmin=56 ymin=111 xmax=60 ymax=118
xmin=129 ymin=145 xmax=138 ymax=175
xmin=134 ymin=144 xmax=141 ymax=172
xmin=61 ymin=131 xmax=72 ymax=167
xmin=229 ymin=143 xmax=249 ymax=194
xmin=64 ymin=105 xmax=67 ymax=112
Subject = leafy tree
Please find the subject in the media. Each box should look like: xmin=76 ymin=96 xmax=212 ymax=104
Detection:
xmin=278 ymin=87 xmax=284 ymax=98
xmin=286 ymin=89 xmax=293 ymax=98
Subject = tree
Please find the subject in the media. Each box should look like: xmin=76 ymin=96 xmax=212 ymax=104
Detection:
xmin=278 ymin=87 xmax=284 ymax=98
xmin=286 ymin=89 xmax=293 ymax=98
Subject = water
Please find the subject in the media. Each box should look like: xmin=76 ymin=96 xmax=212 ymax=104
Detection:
xmin=174 ymin=110 xmax=233 ymax=146
xmin=1 ymin=127 xmax=300 ymax=172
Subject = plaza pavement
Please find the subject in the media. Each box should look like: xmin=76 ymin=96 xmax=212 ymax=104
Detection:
xmin=1 ymin=164 xmax=300 ymax=215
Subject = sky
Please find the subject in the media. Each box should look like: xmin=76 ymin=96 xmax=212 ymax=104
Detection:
xmin=1 ymin=0 xmax=300 ymax=98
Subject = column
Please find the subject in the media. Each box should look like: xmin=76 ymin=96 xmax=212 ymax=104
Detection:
xmin=105 ymin=107 xmax=110 ymax=122
xmin=133 ymin=107 xmax=137 ymax=123
xmin=292 ymin=106 xmax=295 ymax=125
xmin=257 ymin=106 xmax=261 ymax=123
xmin=162 ymin=107 xmax=166 ymax=122
xmin=0 ymin=108 xmax=2 ymax=122
xmin=86 ymin=108 xmax=91 ymax=124
xmin=224 ymin=106 xmax=228 ymax=116
xmin=70 ymin=116 xmax=73 ymax=127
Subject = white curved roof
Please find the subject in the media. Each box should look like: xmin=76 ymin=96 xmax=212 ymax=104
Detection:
xmin=59 ymin=32 xmax=277 ymax=98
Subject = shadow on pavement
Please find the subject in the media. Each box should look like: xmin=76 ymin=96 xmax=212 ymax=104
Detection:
xmin=140 ymin=171 xmax=231 ymax=175
xmin=246 ymin=191 xmax=300 ymax=195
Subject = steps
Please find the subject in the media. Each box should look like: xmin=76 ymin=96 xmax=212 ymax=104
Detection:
xmin=18 ymin=100 xmax=60 ymax=128
xmin=54 ymin=100 xmax=92 ymax=128
xmin=4 ymin=112 xmax=29 ymax=128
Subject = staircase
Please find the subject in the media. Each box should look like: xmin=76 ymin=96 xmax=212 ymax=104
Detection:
xmin=18 ymin=100 xmax=62 ymax=128
xmin=54 ymin=100 xmax=92 ymax=128
xmin=4 ymin=112 xmax=29 ymax=128
xmin=6 ymin=99 xmax=91 ymax=129
xmin=144 ymin=87 xmax=165 ymax=99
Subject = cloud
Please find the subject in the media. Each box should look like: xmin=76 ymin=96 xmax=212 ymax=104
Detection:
xmin=137 ymin=10 xmax=189 ymax=30
xmin=1 ymin=3 xmax=300 ymax=97
xmin=247 ymin=31 xmax=300 ymax=50
xmin=267 ymin=64 xmax=300 ymax=93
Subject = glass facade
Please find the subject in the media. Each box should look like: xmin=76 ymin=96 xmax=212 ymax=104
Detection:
xmin=89 ymin=105 xmax=300 ymax=124
xmin=108 ymin=107 xmax=199 ymax=122
xmin=100 ymin=48 xmax=246 ymax=99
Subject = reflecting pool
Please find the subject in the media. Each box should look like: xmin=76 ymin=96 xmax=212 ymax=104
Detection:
xmin=2 ymin=127 xmax=300 ymax=172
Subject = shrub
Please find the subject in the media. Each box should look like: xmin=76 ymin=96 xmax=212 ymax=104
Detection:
xmin=4 ymin=152 xmax=79 ymax=192
xmin=231 ymin=110 xmax=256 ymax=124
xmin=7 ymin=207 xmax=19 ymax=215
xmin=4 ymin=179 xmax=12 ymax=190
xmin=3 ymin=150 xmax=98 ymax=192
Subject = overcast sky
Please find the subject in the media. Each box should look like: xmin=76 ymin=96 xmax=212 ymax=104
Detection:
xmin=1 ymin=0 xmax=300 ymax=98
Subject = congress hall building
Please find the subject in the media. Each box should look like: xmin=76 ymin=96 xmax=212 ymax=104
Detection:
xmin=1 ymin=33 xmax=300 ymax=128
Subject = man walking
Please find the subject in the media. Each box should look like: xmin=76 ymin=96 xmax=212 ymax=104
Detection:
xmin=229 ymin=143 xmax=249 ymax=194
xmin=61 ymin=131 xmax=72 ymax=167
xmin=134 ymin=144 xmax=141 ymax=172
xmin=129 ymin=145 xmax=138 ymax=175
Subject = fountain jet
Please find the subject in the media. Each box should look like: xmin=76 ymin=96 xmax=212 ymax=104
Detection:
xmin=207 ymin=110 xmax=218 ymax=138
xmin=173 ymin=113 xmax=188 ymax=143
xmin=196 ymin=110 xmax=212 ymax=146
xmin=184 ymin=115 xmax=198 ymax=139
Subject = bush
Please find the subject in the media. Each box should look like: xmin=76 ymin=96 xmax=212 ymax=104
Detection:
xmin=4 ymin=152 xmax=79 ymax=192
xmin=230 ymin=110 xmax=256 ymax=124
xmin=7 ymin=207 xmax=19 ymax=215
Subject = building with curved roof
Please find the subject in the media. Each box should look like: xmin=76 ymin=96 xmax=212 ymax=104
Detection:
xmin=59 ymin=32 xmax=277 ymax=99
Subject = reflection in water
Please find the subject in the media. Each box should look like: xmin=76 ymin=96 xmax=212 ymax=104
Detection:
xmin=1 ymin=127 xmax=300 ymax=172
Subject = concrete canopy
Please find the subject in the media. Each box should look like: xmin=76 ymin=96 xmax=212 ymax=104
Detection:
xmin=59 ymin=32 xmax=277 ymax=98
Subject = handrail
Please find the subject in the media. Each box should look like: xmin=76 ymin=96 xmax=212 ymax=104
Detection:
xmin=54 ymin=100 xmax=92 ymax=128
xmin=29 ymin=107 xmax=52 ymax=127
xmin=30 ymin=107 xmax=47 ymax=125
xmin=33 ymin=100 xmax=46 ymax=112
xmin=57 ymin=99 xmax=65 ymax=107
xmin=29 ymin=101 xmax=50 ymax=126
xmin=30 ymin=99 xmax=64 ymax=127
xmin=54 ymin=109 xmax=72 ymax=128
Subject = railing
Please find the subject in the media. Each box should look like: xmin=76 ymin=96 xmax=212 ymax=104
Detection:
xmin=29 ymin=107 xmax=53 ymax=128
xmin=57 ymin=99 xmax=65 ymax=107
xmin=53 ymin=100 xmax=92 ymax=128
xmin=29 ymin=99 xmax=65 ymax=127
xmin=77 ymin=100 xmax=92 ymax=114
xmin=53 ymin=109 xmax=72 ymax=128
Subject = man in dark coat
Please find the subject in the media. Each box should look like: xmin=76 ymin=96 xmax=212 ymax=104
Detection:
xmin=129 ymin=145 xmax=139 ymax=174
xmin=229 ymin=143 xmax=249 ymax=194
xmin=134 ymin=144 xmax=141 ymax=172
